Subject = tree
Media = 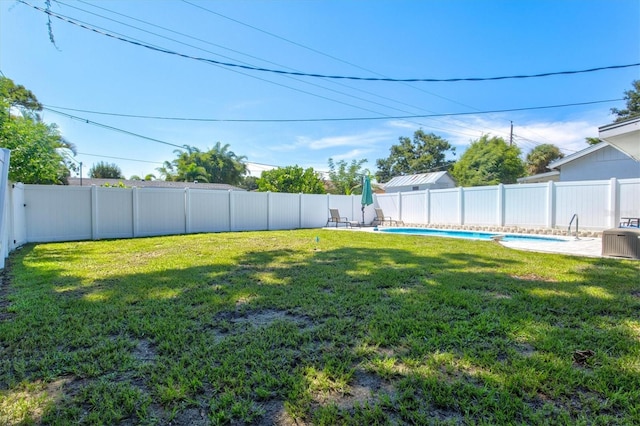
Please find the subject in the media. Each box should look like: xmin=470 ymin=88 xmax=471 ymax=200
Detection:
xmin=375 ymin=129 xmax=455 ymax=183
xmin=585 ymin=137 xmax=602 ymax=145
xmin=451 ymin=135 xmax=525 ymax=186
xmin=89 ymin=161 xmax=124 ymax=179
xmin=0 ymin=76 xmax=75 ymax=184
xmin=240 ymin=176 xmax=258 ymax=191
xmin=158 ymin=143 xmax=248 ymax=185
xmin=257 ymin=165 xmax=325 ymax=194
xmin=525 ymin=144 xmax=564 ymax=175
xmin=327 ymin=158 xmax=368 ymax=195
xmin=611 ymin=80 xmax=640 ymax=122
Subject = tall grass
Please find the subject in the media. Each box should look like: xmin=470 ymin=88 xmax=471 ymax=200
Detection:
xmin=1 ymin=229 xmax=638 ymax=425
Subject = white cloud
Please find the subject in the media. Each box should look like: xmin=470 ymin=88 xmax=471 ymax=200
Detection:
xmin=330 ymin=148 xmax=375 ymax=160
xmin=298 ymin=130 xmax=391 ymax=150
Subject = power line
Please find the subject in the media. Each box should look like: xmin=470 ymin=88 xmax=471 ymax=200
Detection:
xmin=15 ymin=1 xmax=523 ymax=140
xmin=44 ymin=108 xmax=186 ymax=149
xmin=77 ymin=152 xmax=164 ymax=165
xmin=43 ymin=99 xmax=622 ymax=123
xmin=20 ymin=0 xmax=640 ymax=83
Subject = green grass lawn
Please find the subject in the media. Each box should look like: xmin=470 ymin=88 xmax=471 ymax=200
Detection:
xmin=0 ymin=229 xmax=638 ymax=425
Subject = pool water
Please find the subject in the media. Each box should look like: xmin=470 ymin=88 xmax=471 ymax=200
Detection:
xmin=378 ymin=227 xmax=566 ymax=243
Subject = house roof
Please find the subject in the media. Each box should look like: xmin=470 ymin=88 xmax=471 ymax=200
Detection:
xmin=383 ymin=171 xmax=450 ymax=188
xmin=598 ymin=116 xmax=640 ymax=161
xmin=547 ymin=142 xmax=613 ymax=169
xmin=516 ymin=170 xmax=560 ymax=184
xmin=67 ymin=178 xmax=244 ymax=191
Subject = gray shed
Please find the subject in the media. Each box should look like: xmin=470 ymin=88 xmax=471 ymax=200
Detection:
xmin=382 ymin=171 xmax=456 ymax=193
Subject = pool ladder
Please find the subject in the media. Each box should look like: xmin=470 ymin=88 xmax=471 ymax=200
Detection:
xmin=568 ymin=214 xmax=580 ymax=240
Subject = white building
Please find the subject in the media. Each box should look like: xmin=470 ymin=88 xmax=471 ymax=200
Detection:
xmin=382 ymin=171 xmax=456 ymax=193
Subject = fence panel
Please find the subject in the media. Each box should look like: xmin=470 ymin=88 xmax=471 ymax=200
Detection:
xmin=232 ymin=191 xmax=268 ymax=231
xmin=375 ymin=193 xmax=400 ymax=221
xmin=503 ymin=183 xmax=548 ymax=227
xmin=400 ymin=191 xmax=426 ymax=224
xmin=136 ymin=188 xmax=186 ymax=237
xmin=269 ymin=192 xmax=301 ymax=230
xmin=430 ymin=189 xmax=459 ymax=224
xmin=619 ymin=178 xmax=640 ymax=220
xmin=329 ymin=195 xmax=357 ymax=221
xmin=463 ymin=186 xmax=498 ymax=225
xmin=554 ymin=181 xmax=610 ymax=229
xmin=96 ymin=187 xmax=134 ymax=239
xmin=301 ymin=194 xmax=330 ymax=228
xmin=25 ymin=185 xmax=92 ymax=242
xmin=189 ymin=190 xmax=231 ymax=233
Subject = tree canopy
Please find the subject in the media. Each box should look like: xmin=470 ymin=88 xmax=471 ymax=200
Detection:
xmin=327 ymin=158 xmax=368 ymax=195
xmin=375 ymin=129 xmax=455 ymax=183
xmin=0 ymin=76 xmax=75 ymax=184
xmin=451 ymin=135 xmax=525 ymax=186
xmin=525 ymin=144 xmax=564 ymax=176
xmin=89 ymin=161 xmax=124 ymax=179
xmin=257 ymin=165 xmax=325 ymax=194
xmin=158 ymin=143 xmax=248 ymax=185
xmin=611 ymin=80 xmax=640 ymax=122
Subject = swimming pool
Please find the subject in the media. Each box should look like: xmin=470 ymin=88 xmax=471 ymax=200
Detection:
xmin=377 ymin=227 xmax=566 ymax=243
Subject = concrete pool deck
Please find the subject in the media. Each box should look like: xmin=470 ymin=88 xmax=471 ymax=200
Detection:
xmin=329 ymin=226 xmax=607 ymax=258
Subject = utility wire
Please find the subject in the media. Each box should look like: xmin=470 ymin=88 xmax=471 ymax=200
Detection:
xmin=45 ymin=108 xmax=186 ymax=149
xmin=17 ymin=2 xmax=520 ymax=140
xmin=27 ymin=1 xmax=498 ymax=139
xmin=20 ymin=0 xmax=640 ymax=83
xmin=77 ymin=152 xmax=164 ymax=165
xmin=43 ymin=99 xmax=622 ymax=123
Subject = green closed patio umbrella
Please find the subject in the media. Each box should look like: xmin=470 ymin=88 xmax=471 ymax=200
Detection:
xmin=361 ymin=175 xmax=373 ymax=224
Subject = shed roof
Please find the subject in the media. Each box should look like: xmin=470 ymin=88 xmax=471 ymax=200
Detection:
xmin=384 ymin=171 xmax=449 ymax=188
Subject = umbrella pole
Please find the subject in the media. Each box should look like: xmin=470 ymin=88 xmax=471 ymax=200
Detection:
xmin=361 ymin=205 xmax=365 ymax=224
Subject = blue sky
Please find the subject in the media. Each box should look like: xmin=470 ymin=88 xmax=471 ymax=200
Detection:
xmin=1 ymin=0 xmax=638 ymax=180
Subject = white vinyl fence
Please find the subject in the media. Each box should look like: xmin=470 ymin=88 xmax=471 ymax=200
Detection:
xmin=376 ymin=178 xmax=640 ymax=231
xmin=1 ymin=177 xmax=639 ymax=268
xmin=6 ymin=184 xmax=372 ymax=250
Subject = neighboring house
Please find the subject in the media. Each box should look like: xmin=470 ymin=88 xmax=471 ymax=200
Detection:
xmin=382 ymin=171 xmax=456 ymax=193
xmin=518 ymin=141 xmax=640 ymax=183
xmin=598 ymin=116 xmax=640 ymax=162
xmin=67 ymin=178 xmax=245 ymax=191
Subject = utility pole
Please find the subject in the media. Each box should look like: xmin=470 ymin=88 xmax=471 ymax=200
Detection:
xmin=509 ymin=121 xmax=513 ymax=146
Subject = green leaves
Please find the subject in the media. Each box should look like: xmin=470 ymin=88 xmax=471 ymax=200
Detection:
xmin=159 ymin=142 xmax=248 ymax=185
xmin=0 ymin=76 xmax=74 ymax=184
xmin=375 ymin=129 xmax=455 ymax=183
xmin=451 ymin=135 xmax=526 ymax=186
xmin=257 ymin=165 xmax=326 ymax=194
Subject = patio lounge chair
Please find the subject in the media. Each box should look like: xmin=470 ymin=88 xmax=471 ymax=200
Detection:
xmin=374 ymin=208 xmax=403 ymax=226
xmin=326 ymin=209 xmax=359 ymax=228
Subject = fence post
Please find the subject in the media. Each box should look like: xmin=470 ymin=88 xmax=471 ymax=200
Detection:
xmin=458 ymin=187 xmax=464 ymax=225
xmin=497 ymin=184 xmax=504 ymax=227
xmin=608 ymin=177 xmax=619 ymax=228
xmin=0 ymin=149 xmax=10 ymax=269
xmin=397 ymin=192 xmax=402 ymax=223
xmin=184 ymin=188 xmax=191 ymax=234
xmin=132 ymin=186 xmax=139 ymax=238
xmin=91 ymin=185 xmax=98 ymax=240
xmin=425 ymin=189 xmax=430 ymax=225
xmin=546 ymin=181 xmax=555 ymax=229
xmin=267 ymin=191 xmax=272 ymax=230
xmin=298 ymin=193 xmax=303 ymax=229
xmin=229 ymin=190 xmax=235 ymax=232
